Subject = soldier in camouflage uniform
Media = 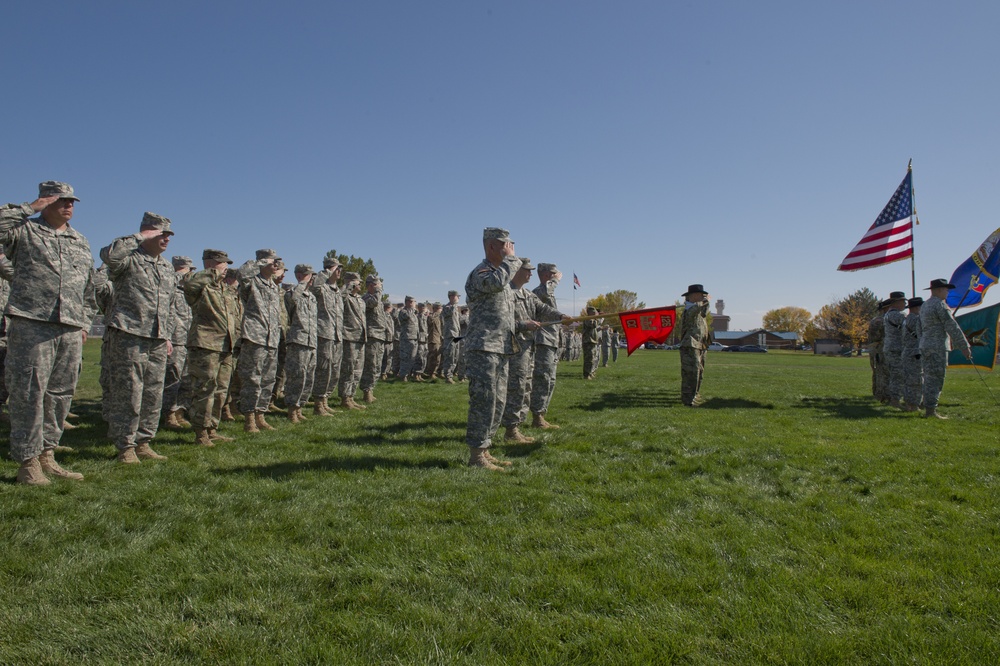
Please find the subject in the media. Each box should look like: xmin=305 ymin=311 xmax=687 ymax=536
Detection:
xmin=270 ymin=260 xmax=289 ymax=410
xmin=284 ymin=265 xmax=318 ymax=423
xmin=501 ymin=258 xmax=564 ymax=443
xmin=338 ymin=272 xmax=367 ymax=409
xmin=184 ymin=249 xmax=239 ymax=446
xmin=600 ymin=325 xmax=611 ymax=367
xmin=310 ymin=256 xmax=342 ymax=416
xmin=381 ymin=302 xmax=395 ymax=379
xmin=236 ymin=249 xmax=283 ymax=432
xmin=465 ymin=228 xmax=527 ymax=470
xmin=361 ymin=275 xmax=389 ymax=403
xmin=679 ymin=284 xmax=711 ymax=407
xmin=529 ymin=263 xmax=564 ymax=429
xmin=919 ymin=278 xmax=972 ymax=419
xmin=456 ymin=306 xmax=470 ymax=380
xmin=163 ymin=256 xmax=195 ymax=430
xmin=100 ymin=212 xmax=177 ymax=463
xmin=868 ymin=302 xmax=889 ymax=403
xmin=93 ymin=265 xmax=115 ymax=425
xmin=440 ymin=290 xmax=462 ymax=383
xmin=0 ymin=182 xmax=95 ymax=485
xmin=416 ymin=301 xmax=429 ymax=377
xmin=0 ymin=253 xmax=13 ymax=423
xmin=581 ymin=308 xmax=600 ymax=379
xmin=882 ymin=291 xmax=907 ymax=408
xmin=397 ymin=296 xmax=421 ymax=381
xmin=426 ymin=302 xmax=443 ymax=378
xmin=901 ymin=297 xmax=924 ymax=412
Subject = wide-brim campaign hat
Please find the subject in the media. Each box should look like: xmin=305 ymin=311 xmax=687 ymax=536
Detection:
xmin=907 ymin=297 xmax=924 ymax=308
xmin=924 ymin=278 xmax=955 ymax=290
xmin=888 ymin=291 xmax=907 ymax=302
xmin=682 ymin=284 xmax=708 ymax=296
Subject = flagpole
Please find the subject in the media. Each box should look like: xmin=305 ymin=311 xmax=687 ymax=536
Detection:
xmin=908 ymin=159 xmax=917 ymax=297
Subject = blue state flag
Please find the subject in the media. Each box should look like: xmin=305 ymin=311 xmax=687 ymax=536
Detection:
xmin=948 ymin=302 xmax=1000 ymax=370
xmin=946 ymin=227 xmax=1000 ymax=308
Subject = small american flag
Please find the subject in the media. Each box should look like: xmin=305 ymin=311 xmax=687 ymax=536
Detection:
xmin=838 ymin=170 xmax=914 ymax=271
xmin=573 ymin=273 xmax=581 ymax=289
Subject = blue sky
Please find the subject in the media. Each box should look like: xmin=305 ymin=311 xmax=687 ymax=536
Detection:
xmin=3 ymin=1 xmax=998 ymax=329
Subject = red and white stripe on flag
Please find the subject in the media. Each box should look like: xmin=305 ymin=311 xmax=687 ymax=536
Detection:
xmin=837 ymin=219 xmax=913 ymax=271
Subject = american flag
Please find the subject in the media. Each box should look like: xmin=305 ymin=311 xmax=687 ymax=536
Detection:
xmin=573 ymin=273 xmax=581 ymax=289
xmin=838 ymin=171 xmax=914 ymax=271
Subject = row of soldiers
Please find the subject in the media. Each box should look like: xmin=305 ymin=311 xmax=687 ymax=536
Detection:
xmin=868 ymin=280 xmax=972 ymax=419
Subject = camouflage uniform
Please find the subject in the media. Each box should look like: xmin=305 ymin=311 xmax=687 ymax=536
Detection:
xmin=426 ymin=305 xmax=442 ymax=377
xmin=416 ymin=306 xmax=429 ymax=375
xmin=397 ymin=302 xmax=420 ymax=379
xmin=99 ymin=219 xmax=177 ymax=453
xmin=94 ymin=266 xmax=115 ymax=422
xmin=0 ymin=255 xmax=14 ymax=414
xmin=184 ymin=261 xmax=240 ymax=431
xmin=338 ymin=276 xmax=367 ymax=401
xmin=581 ymin=316 xmax=600 ymax=379
xmin=611 ymin=330 xmax=620 ymax=363
xmin=883 ymin=305 xmax=906 ymax=404
xmin=311 ymin=262 xmax=343 ymax=405
xmin=456 ymin=309 xmax=470 ymax=380
xmin=679 ymin=296 xmax=711 ymax=406
xmin=529 ymin=273 xmax=561 ymax=418
xmin=163 ymin=258 xmax=194 ymax=417
xmin=440 ymin=294 xmax=462 ymax=380
xmin=361 ymin=279 xmax=389 ymax=393
xmin=902 ymin=304 xmax=923 ymax=409
xmin=0 ymin=194 xmax=95 ymax=463
xmin=381 ymin=304 xmax=395 ymax=377
xmin=501 ymin=284 xmax=561 ymax=429
xmin=284 ymin=270 xmax=318 ymax=409
xmin=600 ymin=327 xmax=611 ymax=367
xmin=236 ymin=255 xmax=283 ymax=414
xmin=868 ymin=312 xmax=887 ymax=402
xmin=465 ymin=253 xmax=521 ymax=450
xmin=919 ymin=294 xmax=970 ymax=411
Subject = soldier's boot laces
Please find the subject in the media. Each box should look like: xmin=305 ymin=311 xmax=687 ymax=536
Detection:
xmin=135 ymin=443 xmax=167 ymax=460
xmin=341 ymin=397 xmax=364 ymax=411
xmin=484 ymin=450 xmax=513 ymax=467
xmin=17 ymin=456 xmax=51 ymax=486
xmin=256 ymin=412 xmax=276 ymax=431
xmin=117 ymin=447 xmax=141 ymax=464
xmin=209 ymin=429 xmax=234 ymax=442
xmin=195 ymin=429 xmax=216 ymax=447
xmin=504 ymin=426 xmax=535 ymax=444
xmin=39 ymin=450 xmax=83 ymax=479
xmin=531 ymin=413 xmax=560 ymax=430
xmin=468 ymin=448 xmax=506 ymax=471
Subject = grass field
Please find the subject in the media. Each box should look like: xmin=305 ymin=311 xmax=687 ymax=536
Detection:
xmin=1 ymin=342 xmax=998 ymax=664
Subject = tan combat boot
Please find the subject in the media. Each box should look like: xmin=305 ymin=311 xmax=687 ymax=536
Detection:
xmin=62 ymin=420 xmax=77 ymax=430
xmin=289 ymin=407 xmax=301 ymax=423
xmin=445 ymin=377 xmax=455 ymax=385
xmin=208 ymin=429 xmax=234 ymax=442
xmin=221 ymin=404 xmax=235 ymax=421
xmin=243 ymin=414 xmax=260 ymax=434
xmin=468 ymin=447 xmax=505 ymax=471
xmin=504 ymin=425 xmax=535 ymax=444
xmin=39 ymin=450 xmax=84 ymax=479
xmin=350 ymin=397 xmax=367 ymax=410
xmin=531 ymin=412 xmax=560 ymax=430
xmin=363 ymin=390 xmax=376 ymax=404
xmin=195 ymin=429 xmax=216 ymax=447
xmin=135 ymin=443 xmax=168 ymax=460
xmin=175 ymin=409 xmax=192 ymax=428
xmin=16 ymin=456 xmax=50 ymax=486
xmin=163 ymin=410 xmax=185 ymax=431
xmin=256 ymin=412 xmax=276 ymax=431
xmin=296 ymin=406 xmax=308 ymax=421
xmin=924 ymin=407 xmax=948 ymax=420
xmin=117 ymin=447 xmax=141 ymax=464
xmin=484 ymin=450 xmax=513 ymax=467
xmin=341 ymin=397 xmax=363 ymax=411
xmin=313 ymin=399 xmax=331 ymax=417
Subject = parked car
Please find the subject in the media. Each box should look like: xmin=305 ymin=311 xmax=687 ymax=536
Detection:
xmin=707 ymin=342 xmax=727 ymax=351
xmin=721 ymin=345 xmax=741 ymax=352
xmin=643 ymin=342 xmax=665 ymax=350
xmin=741 ymin=345 xmax=768 ymax=353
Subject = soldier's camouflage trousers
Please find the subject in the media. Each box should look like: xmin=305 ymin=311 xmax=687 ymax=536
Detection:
xmin=187 ymin=347 xmax=234 ymax=430
xmin=338 ymin=341 xmax=364 ymax=398
xmin=106 ymin=328 xmax=169 ymax=451
xmin=884 ymin=350 xmax=903 ymax=402
xmin=466 ymin=349 xmax=509 ymax=449
xmin=501 ymin=343 xmax=533 ymax=427
xmin=285 ymin=342 xmax=317 ymax=408
xmin=162 ymin=343 xmax=190 ymax=413
xmin=680 ymin=345 xmax=706 ymax=406
xmin=360 ymin=340 xmax=384 ymax=392
xmin=238 ymin=340 xmax=279 ymax=414
xmin=902 ymin=352 xmax=923 ymax=407
xmin=312 ymin=336 xmax=342 ymax=399
xmin=921 ymin=348 xmax=948 ymax=410
xmin=529 ymin=344 xmax=559 ymax=416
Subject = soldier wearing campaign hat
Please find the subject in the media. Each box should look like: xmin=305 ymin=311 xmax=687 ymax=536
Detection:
xmin=464 ymin=227 xmax=523 ymax=470
xmin=100 ymin=212 xmax=179 ymax=463
xmin=901 ymin=297 xmax=924 ymax=412
xmin=0 ymin=182 xmax=95 ymax=484
xmin=919 ymin=279 xmax=972 ymax=418
xmin=882 ymin=291 xmax=908 ymax=409
xmin=679 ymin=284 xmax=711 ymax=407
xmin=868 ymin=299 xmax=890 ymax=403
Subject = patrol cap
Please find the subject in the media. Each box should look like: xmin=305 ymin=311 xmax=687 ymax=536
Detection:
xmin=519 ymin=257 xmax=535 ymax=270
xmin=38 ymin=181 xmax=79 ymax=201
xmin=405 ymin=295 xmax=415 ymax=302
xmin=171 ymin=256 xmax=194 ymax=270
xmin=322 ymin=256 xmax=341 ymax=269
xmin=365 ymin=274 xmax=380 ymax=284
xmin=203 ymin=249 xmax=233 ymax=264
xmin=140 ymin=212 xmax=174 ymax=236
xmin=294 ymin=263 xmax=313 ymax=274
xmin=537 ymin=263 xmax=557 ymax=273
xmin=925 ymin=278 xmax=955 ymax=290
xmin=448 ymin=290 xmax=459 ymax=297
xmin=483 ymin=227 xmax=514 ymax=244
xmin=343 ymin=271 xmax=360 ymax=283
xmin=586 ymin=306 xmax=598 ymax=314
xmin=907 ymin=297 xmax=924 ymax=308
xmin=256 ymin=248 xmax=281 ymax=261
xmin=682 ymin=284 xmax=707 ymax=297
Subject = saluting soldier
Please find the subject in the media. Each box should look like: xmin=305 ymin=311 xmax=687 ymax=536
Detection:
xmin=284 ymin=264 xmax=318 ymax=423
xmin=679 ymin=284 xmax=711 ymax=407
xmin=236 ymin=249 xmax=284 ymax=432
xmin=919 ymin=278 xmax=972 ymax=419
xmin=310 ymin=256 xmax=343 ymax=416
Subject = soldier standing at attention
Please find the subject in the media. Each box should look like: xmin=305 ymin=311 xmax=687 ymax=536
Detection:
xmin=284 ymin=265 xmax=318 ymax=423
xmin=360 ymin=274 xmax=389 ymax=403
xmin=310 ymin=256 xmax=342 ymax=416
xmin=528 ymin=263 xmax=563 ymax=429
xmin=426 ymin=302 xmax=443 ymax=378
xmin=600 ymin=325 xmax=611 ymax=367
xmin=184 ymin=250 xmax=239 ymax=446
xmin=381 ymin=302 xmax=395 ymax=380
xmin=919 ymin=278 xmax=972 ymax=419
xmin=338 ymin=271 xmax=367 ymax=410
xmin=611 ymin=329 xmax=620 ymax=363
xmin=882 ymin=291 xmax=907 ymax=409
xmin=0 ymin=182 xmax=95 ymax=485
xmin=236 ymin=249 xmax=283 ymax=432
xmin=901 ymin=297 xmax=924 ymax=413
xmin=679 ymin=284 xmax=711 ymax=407
xmin=581 ymin=307 xmax=600 ymax=379
xmin=163 ymin=255 xmax=195 ymax=431
xmin=100 ymin=212 xmax=178 ymax=463
xmin=464 ymin=227 xmax=526 ymax=470
xmin=868 ymin=300 xmax=889 ymax=403
xmin=415 ymin=301 xmax=429 ymax=379
xmin=440 ymin=290 xmax=462 ymax=383
xmin=397 ymin=296 xmax=420 ymax=381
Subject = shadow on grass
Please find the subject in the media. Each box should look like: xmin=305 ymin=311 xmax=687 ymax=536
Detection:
xmin=580 ymin=388 xmax=676 ymax=409
xmin=218 ymin=454 xmax=454 ymax=479
xmin=698 ymin=397 xmax=775 ymax=410
xmin=796 ymin=396 xmax=886 ymax=419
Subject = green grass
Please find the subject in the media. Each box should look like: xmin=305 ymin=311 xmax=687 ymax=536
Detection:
xmin=1 ymin=343 xmax=998 ymax=664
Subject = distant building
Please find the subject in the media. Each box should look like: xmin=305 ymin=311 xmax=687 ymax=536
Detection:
xmin=711 ymin=299 xmax=730 ymax=333
xmin=714 ymin=329 xmax=800 ymax=349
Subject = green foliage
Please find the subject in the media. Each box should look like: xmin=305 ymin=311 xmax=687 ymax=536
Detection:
xmin=324 ymin=248 xmax=378 ymax=284
xmin=1 ymin=342 xmax=998 ymax=663
xmin=585 ymin=290 xmax=646 ymax=330
xmin=762 ymin=306 xmax=811 ymax=337
xmin=808 ymin=288 xmax=880 ymax=350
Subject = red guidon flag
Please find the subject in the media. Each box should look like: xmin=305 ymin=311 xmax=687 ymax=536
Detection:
xmin=618 ymin=306 xmax=677 ymax=356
